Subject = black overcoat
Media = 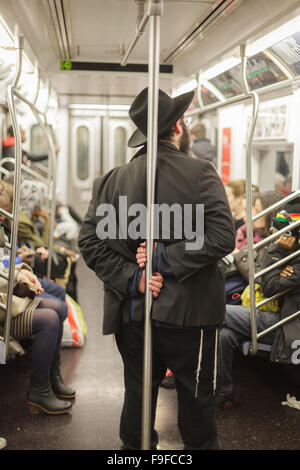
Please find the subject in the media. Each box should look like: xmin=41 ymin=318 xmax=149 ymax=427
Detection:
xmin=78 ymin=142 xmax=235 ymax=334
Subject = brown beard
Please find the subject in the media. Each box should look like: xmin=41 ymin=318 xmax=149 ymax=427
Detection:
xmin=179 ymin=119 xmax=191 ymax=154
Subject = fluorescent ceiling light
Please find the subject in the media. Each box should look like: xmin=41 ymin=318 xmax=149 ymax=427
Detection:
xmin=172 ymin=78 xmax=197 ymax=97
xmin=247 ymin=15 xmax=300 ymax=57
xmin=68 ymin=104 xmax=130 ymax=110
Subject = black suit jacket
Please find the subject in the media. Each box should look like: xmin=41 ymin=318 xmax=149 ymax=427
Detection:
xmin=78 ymin=142 xmax=235 ymax=334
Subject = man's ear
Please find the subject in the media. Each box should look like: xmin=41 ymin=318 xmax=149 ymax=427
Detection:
xmin=173 ymin=119 xmax=182 ymax=135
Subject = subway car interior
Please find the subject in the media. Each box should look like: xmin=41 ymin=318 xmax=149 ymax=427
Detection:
xmin=0 ymin=0 xmax=300 ymax=451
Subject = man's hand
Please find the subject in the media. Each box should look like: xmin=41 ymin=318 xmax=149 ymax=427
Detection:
xmin=136 ymin=241 xmax=158 ymax=268
xmin=275 ymin=235 xmax=297 ymax=251
xmin=17 ymin=269 xmax=44 ymax=295
xmin=138 ymin=270 xmax=164 ymax=298
xmin=280 ymin=265 xmax=294 ymax=277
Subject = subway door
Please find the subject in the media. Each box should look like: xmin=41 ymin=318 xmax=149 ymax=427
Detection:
xmin=69 ymin=116 xmax=101 ymax=219
xmin=105 ymin=117 xmax=134 ymax=172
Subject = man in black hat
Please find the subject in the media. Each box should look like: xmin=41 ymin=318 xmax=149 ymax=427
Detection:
xmin=78 ymin=88 xmax=235 ymax=450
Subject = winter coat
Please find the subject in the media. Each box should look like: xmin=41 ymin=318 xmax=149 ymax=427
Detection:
xmin=79 ymin=141 xmax=235 ymax=334
xmin=260 ymin=243 xmax=300 ymax=364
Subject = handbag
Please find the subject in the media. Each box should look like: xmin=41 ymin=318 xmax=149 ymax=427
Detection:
xmin=241 ymin=283 xmax=279 ymax=313
xmin=0 ymin=292 xmax=31 ymax=321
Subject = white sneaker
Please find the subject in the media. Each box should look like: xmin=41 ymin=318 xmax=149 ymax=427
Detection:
xmin=0 ymin=437 xmax=6 ymax=450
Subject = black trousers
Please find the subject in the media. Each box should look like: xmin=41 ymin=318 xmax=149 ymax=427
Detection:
xmin=115 ymin=323 xmax=220 ymax=450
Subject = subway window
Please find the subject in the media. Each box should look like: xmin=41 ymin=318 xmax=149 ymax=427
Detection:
xmin=77 ymin=125 xmax=90 ymax=180
xmin=30 ymin=123 xmax=49 ymax=154
xmin=114 ymin=126 xmax=127 ymax=166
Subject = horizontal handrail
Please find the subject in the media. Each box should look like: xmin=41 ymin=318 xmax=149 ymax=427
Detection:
xmin=255 ymin=288 xmax=293 ymax=309
xmin=254 ymin=248 xmax=300 ymax=280
xmin=254 ymin=219 xmax=300 ymax=251
xmin=257 ymin=309 xmax=300 ymax=341
xmin=0 ymin=207 xmax=13 ymax=221
xmin=0 ymin=158 xmax=50 ymax=186
xmin=0 ymin=272 xmax=9 ymax=281
xmin=253 ymin=189 xmax=300 ymax=222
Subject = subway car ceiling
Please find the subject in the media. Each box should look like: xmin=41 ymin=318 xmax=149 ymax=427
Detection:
xmin=0 ymin=0 xmax=300 ymax=106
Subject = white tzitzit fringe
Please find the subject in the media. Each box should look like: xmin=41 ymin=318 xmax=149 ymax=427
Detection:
xmin=194 ymin=329 xmax=204 ymax=398
xmin=213 ymin=329 xmax=218 ymax=395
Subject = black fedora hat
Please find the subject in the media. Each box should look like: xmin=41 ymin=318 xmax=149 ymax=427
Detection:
xmin=128 ymin=87 xmax=194 ymax=148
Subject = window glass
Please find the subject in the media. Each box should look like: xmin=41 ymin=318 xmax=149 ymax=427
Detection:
xmin=30 ymin=124 xmax=49 ymax=155
xmin=246 ymin=52 xmax=287 ymax=89
xmin=201 ymin=85 xmax=219 ymax=105
xmin=77 ymin=125 xmax=89 ymax=180
xmin=114 ymin=127 xmax=126 ymax=166
xmin=209 ymin=65 xmax=243 ymax=98
xmin=270 ymin=31 xmax=300 ymax=75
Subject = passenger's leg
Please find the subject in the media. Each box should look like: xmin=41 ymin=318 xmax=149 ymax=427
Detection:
xmin=115 ymin=324 xmax=165 ymax=450
xmin=36 ymin=298 xmax=75 ymax=399
xmin=39 ymin=278 xmax=66 ymax=301
xmin=219 ymin=305 xmax=280 ymax=395
xmin=154 ymin=326 xmax=219 ymax=450
xmin=26 ymin=304 xmax=72 ymax=415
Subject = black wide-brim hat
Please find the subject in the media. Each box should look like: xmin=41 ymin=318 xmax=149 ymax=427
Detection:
xmin=128 ymin=87 xmax=194 ymax=148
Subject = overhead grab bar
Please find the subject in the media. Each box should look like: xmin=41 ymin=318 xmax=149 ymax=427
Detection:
xmin=240 ymin=44 xmax=260 ymax=355
xmin=121 ymin=0 xmax=162 ymax=67
xmin=196 ymin=72 xmax=204 ymax=110
xmin=32 ymin=62 xmax=40 ymax=106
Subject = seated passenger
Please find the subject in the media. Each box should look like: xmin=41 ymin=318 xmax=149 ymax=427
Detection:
xmin=233 ymin=191 xmax=284 ymax=278
xmin=2 ymin=125 xmax=54 ymax=171
xmin=10 ymin=180 xmax=78 ymax=291
xmin=225 ymin=180 xmax=259 ymax=234
xmin=0 ymin=259 xmax=75 ymax=414
xmin=218 ymin=197 xmax=300 ymax=410
xmin=220 ymin=191 xmax=284 ymax=306
xmin=0 ymin=184 xmax=76 ymax=302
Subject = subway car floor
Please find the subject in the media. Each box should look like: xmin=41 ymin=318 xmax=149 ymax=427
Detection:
xmin=0 ymin=258 xmax=299 ymax=451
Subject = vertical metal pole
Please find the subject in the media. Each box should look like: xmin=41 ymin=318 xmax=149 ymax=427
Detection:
xmin=30 ymin=107 xmax=57 ymax=280
xmin=4 ymin=37 xmax=24 ymax=359
xmin=142 ymin=1 xmax=162 ymax=451
xmin=240 ymin=45 xmax=259 ymax=355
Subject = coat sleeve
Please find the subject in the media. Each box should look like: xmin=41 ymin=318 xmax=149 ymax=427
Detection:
xmin=165 ymin=161 xmax=236 ymax=281
xmin=18 ymin=213 xmax=50 ymax=249
xmin=78 ymin=177 xmax=138 ymax=299
xmin=0 ymin=262 xmax=33 ymax=294
xmin=260 ymin=244 xmax=300 ymax=298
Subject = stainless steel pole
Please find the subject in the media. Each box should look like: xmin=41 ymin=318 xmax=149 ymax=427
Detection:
xmin=240 ymin=45 xmax=259 ymax=355
xmin=142 ymin=0 xmax=162 ymax=451
xmin=4 ymin=36 xmax=24 ymax=359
